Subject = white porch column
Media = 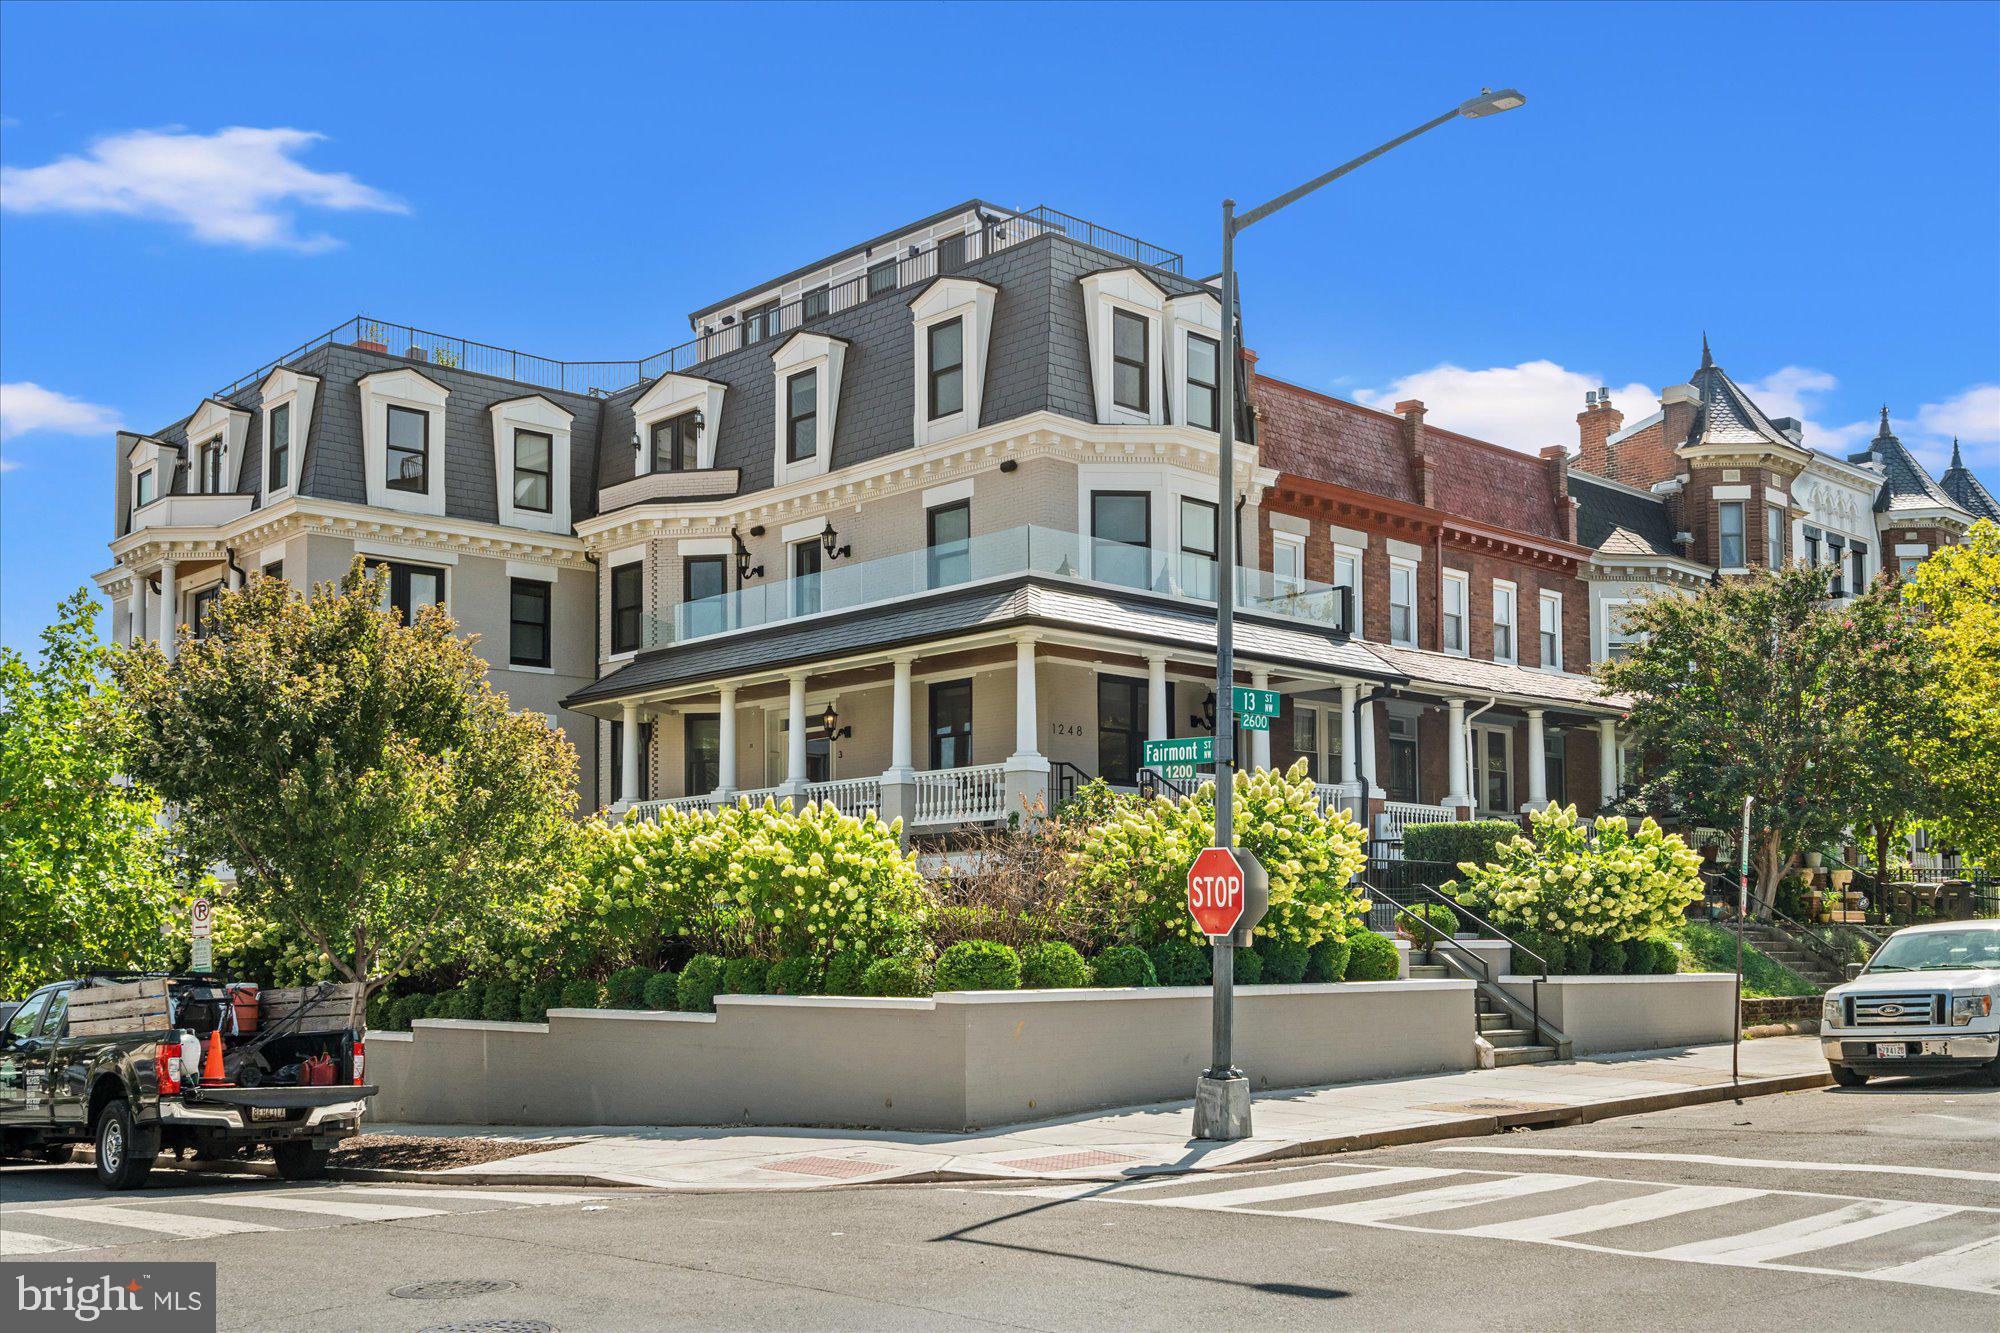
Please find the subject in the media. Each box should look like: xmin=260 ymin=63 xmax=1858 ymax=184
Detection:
xmin=1444 ymin=697 xmax=1473 ymax=812
xmin=1249 ymin=668 xmax=1272 ymax=772
xmin=157 ymin=561 xmax=178 ymax=661
xmin=1011 ymin=636 xmax=1041 ymax=760
xmin=1146 ymin=653 xmax=1168 ymax=743
xmin=619 ymin=702 xmax=640 ymax=808
xmin=782 ymin=671 xmax=809 ymax=798
xmin=716 ymin=685 xmax=738 ymax=797
xmin=1358 ymin=695 xmax=1381 ymax=797
xmin=887 ymin=654 xmax=916 ymax=779
xmin=1598 ymin=717 xmax=1619 ymax=807
xmin=1525 ymin=708 xmax=1548 ymax=811
xmin=1339 ymin=682 xmax=1360 ymax=788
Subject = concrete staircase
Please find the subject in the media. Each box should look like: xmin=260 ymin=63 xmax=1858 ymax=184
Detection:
xmin=1736 ymin=922 xmax=1841 ymax=990
xmin=1409 ymin=950 xmax=1556 ymax=1067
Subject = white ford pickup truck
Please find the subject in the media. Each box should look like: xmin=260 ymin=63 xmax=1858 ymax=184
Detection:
xmin=1820 ymin=919 xmax=2000 ymax=1087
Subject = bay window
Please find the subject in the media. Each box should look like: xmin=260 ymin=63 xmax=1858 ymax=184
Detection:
xmin=1718 ymin=501 xmax=1745 ymax=568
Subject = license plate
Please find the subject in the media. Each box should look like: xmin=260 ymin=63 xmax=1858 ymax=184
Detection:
xmin=1874 ymin=1043 xmax=1908 ymax=1059
xmin=250 ymin=1105 xmax=289 ymax=1122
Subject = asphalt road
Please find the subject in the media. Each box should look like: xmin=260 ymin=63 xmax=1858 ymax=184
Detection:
xmin=4 ymin=1074 xmax=1997 ymax=1332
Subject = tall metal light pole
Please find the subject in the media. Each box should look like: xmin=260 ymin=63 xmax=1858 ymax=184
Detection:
xmin=1194 ymin=87 xmax=1528 ymax=1142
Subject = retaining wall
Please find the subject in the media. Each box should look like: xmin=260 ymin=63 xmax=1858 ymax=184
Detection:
xmin=1500 ymin=972 xmax=1737 ymax=1056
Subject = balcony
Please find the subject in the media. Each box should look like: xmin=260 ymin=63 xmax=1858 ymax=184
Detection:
xmin=651 ymin=525 xmax=1354 ymax=649
xmin=128 ymin=492 xmax=254 ymax=534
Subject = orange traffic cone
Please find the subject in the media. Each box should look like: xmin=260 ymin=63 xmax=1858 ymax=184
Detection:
xmin=201 ymin=1030 xmax=230 ymax=1087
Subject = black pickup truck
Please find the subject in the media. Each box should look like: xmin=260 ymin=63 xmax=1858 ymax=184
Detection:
xmin=0 ymin=973 xmax=376 ymax=1190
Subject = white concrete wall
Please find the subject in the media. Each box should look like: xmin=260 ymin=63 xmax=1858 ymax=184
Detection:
xmin=1498 ymin=973 xmax=1736 ymax=1055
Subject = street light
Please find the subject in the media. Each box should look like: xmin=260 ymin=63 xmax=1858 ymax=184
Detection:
xmin=1195 ymin=86 xmax=1527 ymax=1143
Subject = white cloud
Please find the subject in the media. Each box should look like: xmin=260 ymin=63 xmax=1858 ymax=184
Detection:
xmin=0 ymin=381 xmax=121 ymax=441
xmin=1917 ymin=385 xmax=2000 ymax=457
xmin=0 ymin=126 xmax=405 ymax=252
xmin=1353 ymin=359 xmax=1656 ymax=454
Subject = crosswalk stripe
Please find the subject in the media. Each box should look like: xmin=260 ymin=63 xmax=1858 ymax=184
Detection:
xmin=1864 ymin=1233 xmax=2000 ymax=1294
xmin=193 ymin=1194 xmax=442 ymax=1221
xmin=1122 ymin=1166 xmax=1462 ymax=1212
xmin=1650 ymin=1200 xmax=1969 ymax=1265
xmin=9 ymin=1205 xmax=278 ymax=1239
xmin=1437 ymin=1145 xmax=2000 ymax=1186
xmin=0 ymin=1230 xmax=87 ymax=1255
xmin=1287 ymin=1172 xmax=1594 ymax=1223
xmin=339 ymin=1187 xmax=601 ymax=1206
xmin=1454 ymin=1185 xmax=1768 ymax=1241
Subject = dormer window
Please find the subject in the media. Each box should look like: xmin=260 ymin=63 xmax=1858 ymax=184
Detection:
xmin=1186 ymin=333 xmax=1219 ymax=430
xmin=1112 ymin=309 xmax=1149 ymax=413
xmin=785 ymin=370 xmax=818 ymax=463
xmin=513 ymin=430 xmax=552 ymax=512
xmin=927 ymin=318 xmax=964 ymax=421
xmin=135 ymin=468 xmax=156 ymax=508
xmin=909 ymin=276 xmax=996 ymax=448
xmin=771 ymin=332 xmax=845 ymax=484
xmin=651 ymin=412 xmax=698 ymax=472
xmin=268 ymin=403 xmax=291 ymax=491
xmin=257 ymin=366 xmax=316 ymax=504
xmin=386 ymin=406 xmax=429 ymax=493
xmin=1080 ymin=269 xmax=1169 ymax=426
xmin=198 ymin=437 xmax=224 ymax=493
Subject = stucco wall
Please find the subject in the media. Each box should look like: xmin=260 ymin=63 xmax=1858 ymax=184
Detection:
xmin=1498 ymin=973 xmax=1736 ymax=1055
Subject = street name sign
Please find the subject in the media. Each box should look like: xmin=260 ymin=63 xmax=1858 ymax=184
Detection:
xmin=1145 ymin=736 xmax=1213 ymax=782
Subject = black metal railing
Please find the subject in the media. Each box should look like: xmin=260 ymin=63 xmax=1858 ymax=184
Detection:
xmin=1137 ymin=769 xmax=1196 ymax=803
xmin=1371 ymin=889 xmax=1547 ymax=1052
xmin=1697 ymin=872 xmax=1854 ymax=978
xmin=1048 ymin=760 xmax=1091 ymax=813
xmin=212 ymin=316 xmax=644 ymax=401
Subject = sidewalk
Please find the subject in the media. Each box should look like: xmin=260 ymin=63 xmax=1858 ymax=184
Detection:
xmin=352 ymin=1036 xmax=1829 ymax=1192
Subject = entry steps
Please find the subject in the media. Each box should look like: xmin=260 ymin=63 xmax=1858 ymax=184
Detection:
xmin=1408 ymin=950 xmax=1556 ymax=1067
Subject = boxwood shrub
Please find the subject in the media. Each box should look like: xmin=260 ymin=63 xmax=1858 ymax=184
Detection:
xmin=641 ymin=969 xmax=680 ymax=1010
xmin=606 ymin=966 xmax=651 ymax=1010
xmin=519 ymin=979 xmax=563 ymax=1023
xmin=1405 ymin=903 xmax=1460 ymax=948
xmin=1402 ymin=819 xmax=1523 ymax=871
xmin=480 ymin=979 xmax=520 ymax=1022
xmin=1149 ymin=938 xmax=1208 ymax=987
xmin=1091 ymin=944 xmax=1156 ymax=988
xmin=559 ymin=977 xmax=602 ymax=1010
xmin=1233 ymin=946 xmax=1265 ymax=985
xmin=1590 ymin=938 xmax=1628 ymax=975
xmin=676 ymin=954 xmax=727 ymax=1012
xmin=861 ymin=956 xmax=929 ymax=997
xmin=1256 ymin=937 xmax=1310 ymax=985
xmin=1306 ymin=935 xmax=1351 ymax=984
xmin=1344 ymin=930 xmax=1400 ymax=981
xmin=767 ymin=956 xmax=818 ymax=995
xmin=722 ymin=956 xmax=769 ymax=996
xmin=1019 ymin=941 xmax=1090 ymax=990
xmin=823 ymin=950 xmax=870 ymax=997
xmin=934 ymin=940 xmax=1022 ymax=991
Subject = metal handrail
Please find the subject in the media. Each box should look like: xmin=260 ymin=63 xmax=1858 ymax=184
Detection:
xmin=1137 ymin=768 xmax=1196 ymax=802
xmin=1374 ymin=895 xmax=1548 ymax=1056
xmin=1414 ymin=883 xmax=1551 ymax=977
xmin=1700 ymin=872 xmax=1852 ymax=977
xmin=1048 ymin=760 xmax=1091 ymax=812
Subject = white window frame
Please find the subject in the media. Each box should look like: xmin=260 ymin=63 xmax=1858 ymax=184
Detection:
xmin=1473 ymin=722 xmax=1514 ymax=816
xmin=503 ymin=559 xmax=559 ymax=675
xmin=604 ymin=544 xmax=646 ymax=664
xmin=1717 ymin=499 xmax=1747 ymax=570
xmin=489 ymin=394 xmax=574 ymax=535
xmin=1388 ymin=556 xmax=1418 ymax=647
xmin=770 ymin=331 xmax=847 ymax=486
xmin=1271 ymin=531 xmax=1306 ymax=596
xmin=630 ymin=372 xmax=726 ymax=476
xmin=257 ymin=367 xmax=317 ymax=506
xmin=183 ymin=397 xmax=251 ymax=494
xmin=1079 ymin=268 xmax=1168 ymax=427
xmin=1441 ymin=568 xmax=1469 ymax=656
xmin=1163 ymin=290 xmax=1224 ymax=430
xmin=1599 ymin=596 xmax=1641 ymax=663
xmin=1333 ymin=544 xmax=1363 ymax=637
xmin=909 ymin=276 xmax=997 ymax=448
xmin=1538 ymin=589 xmax=1564 ymax=671
xmin=358 ymin=367 xmax=449 ymax=517
xmin=1492 ymin=579 xmax=1518 ymax=664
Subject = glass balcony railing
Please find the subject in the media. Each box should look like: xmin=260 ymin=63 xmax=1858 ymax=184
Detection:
xmin=653 ymin=524 xmax=1353 ymax=647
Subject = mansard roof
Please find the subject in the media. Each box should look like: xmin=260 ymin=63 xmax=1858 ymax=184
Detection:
xmin=1847 ymin=407 xmax=1973 ymax=519
xmin=1681 ymin=338 xmax=1809 ymax=455
xmin=1570 ymin=470 xmax=1678 ymax=559
xmin=1939 ymin=439 xmax=1999 ymax=523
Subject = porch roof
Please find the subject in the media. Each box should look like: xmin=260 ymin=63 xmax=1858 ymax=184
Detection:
xmin=1366 ymin=642 xmax=1631 ymax=715
xmin=564 ymin=574 xmax=1403 ymax=710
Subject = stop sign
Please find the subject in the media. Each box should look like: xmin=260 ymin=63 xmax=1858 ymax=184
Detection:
xmin=1187 ymin=847 xmax=1247 ymax=937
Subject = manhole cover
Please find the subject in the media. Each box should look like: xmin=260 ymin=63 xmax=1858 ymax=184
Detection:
xmin=391 ymin=1280 xmax=519 ymax=1300
xmin=418 ymin=1323 xmax=553 ymax=1333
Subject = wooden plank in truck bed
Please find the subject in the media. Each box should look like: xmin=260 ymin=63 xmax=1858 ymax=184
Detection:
xmin=68 ymin=980 xmax=172 ymax=1034
xmin=71 ymin=979 xmax=169 ymax=1006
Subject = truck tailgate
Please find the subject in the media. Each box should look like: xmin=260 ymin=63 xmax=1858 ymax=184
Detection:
xmin=186 ymin=1086 xmax=378 ymax=1110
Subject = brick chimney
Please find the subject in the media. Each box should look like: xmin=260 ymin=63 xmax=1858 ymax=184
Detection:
xmin=1396 ymin=399 xmax=1433 ymax=507
xmin=1540 ymin=445 xmax=1577 ymax=542
xmin=1575 ymin=387 xmax=1624 ymax=477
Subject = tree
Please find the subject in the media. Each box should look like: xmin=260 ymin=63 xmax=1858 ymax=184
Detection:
xmin=1598 ymin=565 xmax=1918 ymax=902
xmin=1 ymin=591 xmax=187 ymax=994
xmin=1902 ymin=521 xmax=2000 ymax=865
xmin=116 ymin=564 xmax=579 ymax=1022
xmin=1841 ymin=577 xmax=1946 ymax=878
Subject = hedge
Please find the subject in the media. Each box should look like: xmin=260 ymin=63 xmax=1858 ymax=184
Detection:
xmin=1344 ymin=930 xmax=1400 ymax=981
xmin=935 ymin=941 xmax=1022 ymax=991
xmin=1256 ymin=937 xmax=1309 ymax=985
xmin=677 ymin=955 xmax=727 ymax=1012
xmin=767 ymin=956 xmax=818 ymax=995
xmin=519 ymin=978 xmax=563 ymax=1023
xmin=1091 ymin=945 xmax=1156 ymax=988
xmin=480 ymin=979 xmax=520 ymax=1022
xmin=641 ymin=970 xmax=679 ymax=1010
xmin=1019 ymin=941 xmax=1090 ymax=990
xmin=824 ymin=950 xmax=869 ymax=997
xmin=1306 ymin=935 xmax=1351 ymax=984
xmin=861 ymin=956 xmax=929 ymax=997
xmin=1149 ymin=938 xmax=1208 ymax=986
xmin=1402 ymin=819 xmax=1523 ymax=870
xmin=722 ymin=956 xmax=769 ymax=996
xmin=1233 ymin=947 xmax=1264 ymax=985
xmin=559 ymin=977 xmax=602 ymax=1010
xmin=606 ymin=966 xmax=651 ymax=1009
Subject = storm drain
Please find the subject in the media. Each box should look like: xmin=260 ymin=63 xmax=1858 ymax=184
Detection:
xmin=418 ymin=1322 xmax=553 ymax=1333
xmin=391 ymin=1279 xmax=519 ymax=1300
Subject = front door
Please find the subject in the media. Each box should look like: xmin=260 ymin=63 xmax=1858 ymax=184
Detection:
xmin=1476 ymin=725 xmax=1514 ymax=815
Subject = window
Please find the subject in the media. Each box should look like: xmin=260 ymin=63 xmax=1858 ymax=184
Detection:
xmin=386 ymin=405 xmax=428 ymax=493
xmin=1900 ymin=555 xmax=1923 ymax=579
xmin=375 ymin=561 xmax=445 ymax=624
xmin=1603 ymin=600 xmax=1641 ymax=662
xmin=1539 ymin=590 xmax=1563 ymax=669
xmin=926 ymin=500 xmax=971 ymax=588
xmin=1544 ymin=728 xmax=1567 ymax=807
xmin=7 ymin=990 xmax=50 ymax=1042
xmin=867 ymin=260 xmax=897 ymax=297
xmin=1333 ymin=548 xmax=1361 ymax=635
xmin=1292 ymin=707 xmax=1319 ymax=782
xmin=1718 ymin=500 xmax=1745 ymax=568
xmin=198 ymin=437 xmax=223 ymax=493
xmin=1479 ymin=728 xmax=1512 ymax=813
xmin=1111 ymin=308 xmax=1148 ymax=412
xmin=1388 ymin=559 xmax=1417 ymax=646
xmin=1441 ymin=570 xmax=1468 ymax=654
xmin=1826 ymin=536 xmax=1846 ymax=597
xmin=262 ymin=560 xmax=283 ymax=580
xmin=682 ymin=555 xmax=729 ymax=638
xmin=610 ymin=562 xmax=643 ymax=655
xmin=268 ymin=402 xmax=291 ymax=491
xmin=134 ymin=468 xmax=156 ymax=509
xmin=1386 ymin=714 xmax=1418 ymax=802
xmin=929 ymin=679 xmax=973 ymax=770
xmin=785 ymin=370 xmax=817 ymax=463
xmin=801 ymin=286 xmax=830 ymax=321
xmin=1492 ymin=582 xmax=1517 ymax=663
xmin=608 ymin=720 xmax=652 ymax=803
xmin=744 ymin=301 xmax=779 ymax=345
xmin=190 ymin=586 xmax=221 ymax=640
xmin=1091 ymin=491 xmax=1151 ymax=589
xmin=1766 ymin=503 xmax=1786 ymax=569
xmin=684 ymin=715 xmax=720 ymax=796
xmin=506 ymin=579 xmax=552 ymax=668
xmin=651 ymin=412 xmax=698 ymax=473
xmin=1180 ymin=497 xmax=1218 ymax=600
xmin=927 ymin=317 xmax=964 ymax=420
xmin=1804 ymin=527 xmax=1822 ymax=568
xmin=1851 ymin=542 xmax=1869 ymax=594
xmin=790 ymin=539 xmax=822 ymax=616
xmin=1271 ymin=533 xmax=1305 ymax=600
xmin=1185 ymin=332 xmax=1219 ymax=430
xmin=1097 ymin=677 xmax=1147 ymax=786
xmin=513 ymin=430 xmax=553 ymax=513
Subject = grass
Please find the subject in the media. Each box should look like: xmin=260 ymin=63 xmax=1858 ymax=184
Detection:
xmin=1673 ymin=921 xmax=1817 ymax=998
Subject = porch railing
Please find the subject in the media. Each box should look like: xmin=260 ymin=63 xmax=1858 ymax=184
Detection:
xmin=912 ymin=763 xmax=1008 ymax=826
xmin=1373 ymin=801 xmax=1456 ymax=855
xmin=803 ymin=777 xmax=882 ymax=820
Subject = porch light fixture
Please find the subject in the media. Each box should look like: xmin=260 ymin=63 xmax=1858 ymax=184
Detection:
xmin=732 ymin=528 xmax=763 ymax=583
xmin=820 ymin=703 xmax=852 ymax=740
xmin=1191 ymin=690 xmax=1217 ymax=733
xmin=821 ymin=520 xmax=851 ymax=561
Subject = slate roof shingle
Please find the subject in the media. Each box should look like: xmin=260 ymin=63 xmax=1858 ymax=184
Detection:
xmin=1938 ymin=440 xmax=1999 ymax=524
xmin=1847 ymin=410 xmax=1973 ymax=519
xmin=1569 ymin=471 xmax=1679 ymax=560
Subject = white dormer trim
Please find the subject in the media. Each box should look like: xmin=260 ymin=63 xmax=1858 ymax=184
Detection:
xmin=1163 ymin=290 xmax=1224 ymax=430
xmin=358 ymin=367 xmax=449 ymax=518
xmin=257 ymin=367 xmax=318 ymax=506
xmin=124 ymin=434 xmax=177 ymax=519
xmin=771 ymin=331 xmax=847 ymax=487
xmin=1079 ymin=267 xmax=1170 ymax=427
xmin=630 ymin=372 xmax=727 ymax=476
xmin=909 ymin=276 xmax=998 ymax=448
xmin=185 ymin=398 xmax=252 ymax=493
xmin=490 ymin=394 xmax=574 ymax=535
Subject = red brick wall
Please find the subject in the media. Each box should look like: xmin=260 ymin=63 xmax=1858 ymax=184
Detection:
xmin=1683 ymin=466 xmax=1792 ymax=570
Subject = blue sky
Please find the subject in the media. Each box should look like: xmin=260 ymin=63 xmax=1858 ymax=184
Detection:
xmin=3 ymin=0 xmax=1996 ymax=651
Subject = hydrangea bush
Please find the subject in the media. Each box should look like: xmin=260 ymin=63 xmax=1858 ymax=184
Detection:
xmin=1448 ymin=804 xmax=1702 ymax=945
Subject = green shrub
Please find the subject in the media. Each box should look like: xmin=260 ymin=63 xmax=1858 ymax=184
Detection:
xmin=1019 ymin=941 xmax=1090 ymax=990
xmin=1256 ymin=937 xmax=1309 ymax=985
xmin=1631 ymin=938 xmax=1676 ymax=975
xmin=823 ymin=950 xmax=869 ymax=997
xmin=1150 ymin=938 xmax=1209 ymax=986
xmin=765 ymin=956 xmax=815 ymax=995
xmin=1091 ymin=945 xmax=1157 ymax=988
xmin=519 ymin=978 xmax=564 ymax=1023
xmin=1590 ymin=938 xmax=1627 ymax=976
xmin=481 ymin=979 xmax=520 ymax=1022
xmin=1344 ymin=931 xmax=1400 ymax=981
xmin=386 ymin=994 xmax=420 ymax=1031
xmin=861 ymin=956 xmax=929 ymax=997
xmin=451 ymin=979 xmax=485 ymax=1020
xmin=1672 ymin=923 xmax=1815 ymax=998
xmin=1403 ymin=903 xmax=1459 ymax=948
xmin=1233 ymin=947 xmax=1264 ymax=985
xmin=1306 ymin=935 xmax=1351 ymax=983
xmin=1403 ymin=819 xmax=1524 ymax=870
xmin=934 ymin=940 xmax=1022 ymax=991
xmin=559 ymin=977 xmax=602 ymax=1010
xmin=1515 ymin=933 xmax=1566 ymax=975
xmin=722 ymin=956 xmax=769 ymax=996
xmin=676 ymin=955 xmax=727 ymax=1012
xmin=606 ymin=966 xmax=651 ymax=1009
xmin=365 ymin=989 xmax=396 ymax=1031
xmin=642 ymin=969 xmax=680 ymax=1010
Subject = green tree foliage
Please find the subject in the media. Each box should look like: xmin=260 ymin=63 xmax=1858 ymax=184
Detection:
xmin=1902 ymin=522 xmax=2000 ymax=864
xmin=1 ymin=592 xmax=187 ymax=994
xmin=114 ymin=565 xmax=578 ymax=1023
